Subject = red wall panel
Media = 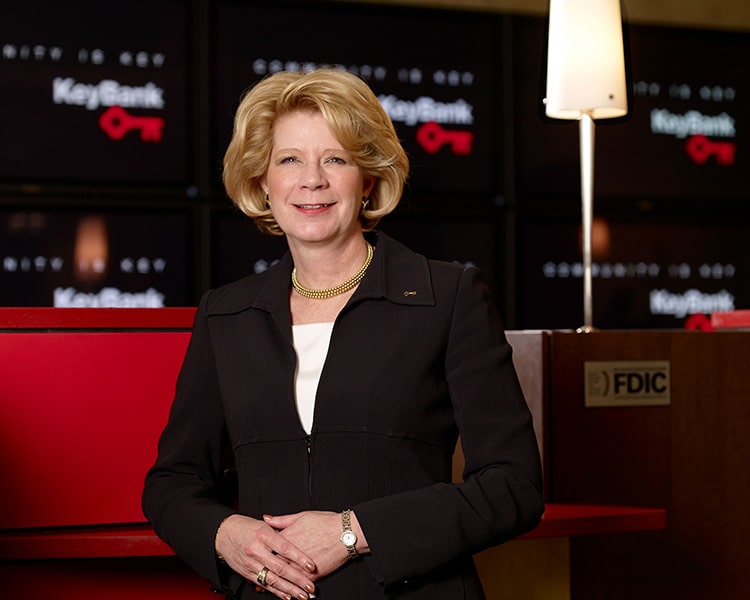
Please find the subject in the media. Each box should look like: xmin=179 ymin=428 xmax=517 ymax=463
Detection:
xmin=0 ymin=331 xmax=190 ymax=529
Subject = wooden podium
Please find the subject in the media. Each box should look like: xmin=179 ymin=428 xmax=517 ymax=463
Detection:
xmin=544 ymin=329 xmax=750 ymax=599
xmin=496 ymin=329 xmax=749 ymax=599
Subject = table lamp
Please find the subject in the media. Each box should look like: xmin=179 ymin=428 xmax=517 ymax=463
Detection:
xmin=544 ymin=0 xmax=629 ymax=331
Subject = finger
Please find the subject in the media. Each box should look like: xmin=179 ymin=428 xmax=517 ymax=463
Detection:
xmin=228 ymin=532 xmax=316 ymax=588
xmin=233 ymin=519 xmax=315 ymax=575
xmin=259 ymin=557 xmax=316 ymax=599
xmin=264 ymin=512 xmax=304 ymax=529
xmin=264 ymin=530 xmax=317 ymax=574
xmin=251 ymin=545 xmax=316 ymax=595
xmin=256 ymin=565 xmax=315 ymax=600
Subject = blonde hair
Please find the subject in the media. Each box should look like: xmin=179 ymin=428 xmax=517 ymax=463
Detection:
xmin=223 ymin=69 xmax=410 ymax=235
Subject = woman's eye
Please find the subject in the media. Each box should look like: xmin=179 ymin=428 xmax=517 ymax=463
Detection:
xmin=279 ymin=156 xmax=297 ymax=164
xmin=327 ymin=156 xmax=346 ymax=164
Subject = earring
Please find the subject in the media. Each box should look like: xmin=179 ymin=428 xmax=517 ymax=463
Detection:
xmin=361 ymin=196 xmax=369 ymax=215
xmin=265 ymin=193 xmax=270 ymax=210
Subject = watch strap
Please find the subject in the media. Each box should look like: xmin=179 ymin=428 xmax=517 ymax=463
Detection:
xmin=341 ymin=509 xmax=358 ymax=559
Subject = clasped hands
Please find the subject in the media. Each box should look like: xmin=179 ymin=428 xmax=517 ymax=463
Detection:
xmin=215 ymin=510 xmax=366 ymax=600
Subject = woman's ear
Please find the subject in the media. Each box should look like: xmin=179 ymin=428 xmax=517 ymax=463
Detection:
xmin=363 ymin=176 xmax=376 ymax=198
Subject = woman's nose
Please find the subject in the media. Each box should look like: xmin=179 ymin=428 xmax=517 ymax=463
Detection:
xmin=301 ymin=162 xmax=327 ymax=189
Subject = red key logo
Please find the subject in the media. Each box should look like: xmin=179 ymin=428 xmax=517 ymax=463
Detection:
xmin=685 ymin=134 xmax=736 ymax=166
xmin=99 ymin=105 xmax=165 ymax=142
xmin=416 ymin=121 xmax=474 ymax=155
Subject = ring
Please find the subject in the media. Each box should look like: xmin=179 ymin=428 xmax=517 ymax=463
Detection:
xmin=256 ymin=566 xmax=270 ymax=586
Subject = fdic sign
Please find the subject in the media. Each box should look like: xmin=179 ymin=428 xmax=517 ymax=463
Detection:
xmin=584 ymin=361 xmax=671 ymax=408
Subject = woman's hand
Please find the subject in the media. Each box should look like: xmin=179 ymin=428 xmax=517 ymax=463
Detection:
xmin=264 ymin=510 xmax=369 ymax=579
xmin=215 ymin=514 xmax=317 ymax=600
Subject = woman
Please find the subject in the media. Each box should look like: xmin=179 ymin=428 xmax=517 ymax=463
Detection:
xmin=143 ymin=69 xmax=543 ymax=600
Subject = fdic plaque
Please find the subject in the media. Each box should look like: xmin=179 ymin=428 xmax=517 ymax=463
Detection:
xmin=584 ymin=361 xmax=671 ymax=408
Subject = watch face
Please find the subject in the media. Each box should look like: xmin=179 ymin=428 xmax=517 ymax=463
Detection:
xmin=342 ymin=531 xmax=357 ymax=547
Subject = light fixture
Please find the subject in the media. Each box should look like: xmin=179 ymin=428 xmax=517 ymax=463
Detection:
xmin=74 ymin=215 xmax=109 ymax=282
xmin=544 ymin=0 xmax=629 ymax=331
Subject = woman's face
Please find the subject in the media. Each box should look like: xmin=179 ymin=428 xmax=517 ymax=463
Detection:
xmin=262 ymin=110 xmax=374 ymax=249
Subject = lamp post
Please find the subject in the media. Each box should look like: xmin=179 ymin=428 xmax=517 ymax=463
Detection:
xmin=544 ymin=0 xmax=629 ymax=331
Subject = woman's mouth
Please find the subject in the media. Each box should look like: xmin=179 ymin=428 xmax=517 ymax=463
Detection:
xmin=296 ymin=204 xmax=332 ymax=209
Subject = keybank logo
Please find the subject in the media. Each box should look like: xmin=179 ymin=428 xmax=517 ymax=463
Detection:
xmin=584 ymin=361 xmax=671 ymax=408
xmin=53 ymin=78 xmax=165 ymax=110
xmin=53 ymin=287 xmax=165 ymax=308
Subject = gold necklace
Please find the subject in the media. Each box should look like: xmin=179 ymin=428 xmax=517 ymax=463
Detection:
xmin=291 ymin=241 xmax=374 ymax=300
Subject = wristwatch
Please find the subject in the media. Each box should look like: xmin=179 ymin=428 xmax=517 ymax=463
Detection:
xmin=340 ymin=509 xmax=358 ymax=559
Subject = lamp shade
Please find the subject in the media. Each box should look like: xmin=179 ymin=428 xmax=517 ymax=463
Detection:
xmin=545 ymin=0 xmax=628 ymax=120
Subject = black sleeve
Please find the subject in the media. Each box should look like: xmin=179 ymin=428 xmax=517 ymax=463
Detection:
xmin=353 ymin=266 xmax=544 ymax=586
xmin=141 ymin=291 xmax=244 ymax=597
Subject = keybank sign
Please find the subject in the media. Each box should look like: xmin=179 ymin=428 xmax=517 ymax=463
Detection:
xmin=378 ymin=95 xmax=474 ymax=126
xmin=53 ymin=287 xmax=165 ymax=308
xmin=585 ymin=361 xmax=671 ymax=408
xmin=52 ymin=77 xmax=165 ymax=110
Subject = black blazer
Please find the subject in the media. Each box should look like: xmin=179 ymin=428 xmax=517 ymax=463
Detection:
xmin=143 ymin=232 xmax=543 ymax=599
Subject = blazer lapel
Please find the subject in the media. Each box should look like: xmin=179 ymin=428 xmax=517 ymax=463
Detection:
xmin=353 ymin=232 xmax=436 ymax=308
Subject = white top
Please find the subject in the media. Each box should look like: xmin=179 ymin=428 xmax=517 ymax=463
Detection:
xmin=291 ymin=322 xmax=335 ymax=434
